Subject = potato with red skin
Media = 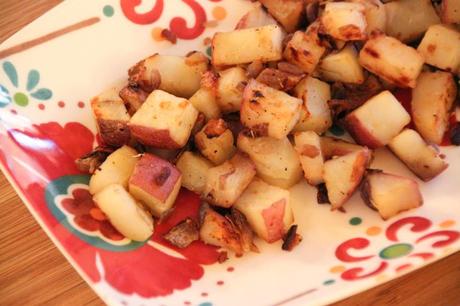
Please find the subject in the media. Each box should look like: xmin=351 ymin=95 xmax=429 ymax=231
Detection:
xmin=388 ymin=129 xmax=448 ymax=181
xmin=344 ymin=91 xmax=411 ymax=149
xmin=283 ymin=24 xmax=326 ymax=74
xmin=195 ymin=119 xmax=236 ymax=165
xmin=129 ymin=90 xmax=198 ymax=149
xmin=119 ymin=85 xmax=149 ymax=115
xmin=361 ymin=170 xmax=423 ymax=220
xmin=441 ymin=0 xmax=460 ymax=24
xmin=91 ymin=88 xmax=131 ymax=147
xmin=323 ymin=148 xmax=370 ymax=210
xmin=359 ymin=33 xmax=424 ymax=88
xmin=411 ymin=71 xmax=457 ymax=145
xmin=258 ymin=0 xmax=304 ymax=33
xmin=129 ymin=153 xmax=182 ymax=217
xmin=129 ymin=52 xmax=208 ymax=98
xmin=234 ymin=178 xmax=293 ymax=243
xmin=241 ymin=79 xmax=302 ymax=139
xmin=320 ymin=2 xmax=367 ymax=41
xmin=203 ymin=153 xmax=256 ymax=208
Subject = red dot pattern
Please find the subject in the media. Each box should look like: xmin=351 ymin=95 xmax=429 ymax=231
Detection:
xmin=78 ymin=101 xmax=85 ymax=108
xmin=38 ymin=103 xmax=45 ymax=110
xmin=217 ymin=280 xmax=224 ymax=286
xmin=201 ymin=292 xmax=208 ymax=297
xmin=58 ymin=101 xmax=65 ymax=108
xmin=227 ymin=266 xmax=234 ymax=272
xmin=10 ymin=109 xmax=17 ymax=115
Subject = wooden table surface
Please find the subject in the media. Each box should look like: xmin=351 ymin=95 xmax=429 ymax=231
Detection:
xmin=0 ymin=1 xmax=459 ymax=305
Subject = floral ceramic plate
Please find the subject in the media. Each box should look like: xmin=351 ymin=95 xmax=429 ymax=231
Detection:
xmin=0 ymin=1 xmax=459 ymax=306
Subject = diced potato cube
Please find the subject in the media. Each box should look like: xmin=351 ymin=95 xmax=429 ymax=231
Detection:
xmin=359 ymin=33 xmax=424 ymax=88
xmin=294 ymin=131 xmax=324 ymax=186
xmin=195 ymin=119 xmax=236 ymax=165
xmin=94 ymin=184 xmax=153 ymax=241
xmin=241 ymin=80 xmax=302 ymax=139
xmin=351 ymin=0 xmax=386 ymax=33
xmin=283 ymin=26 xmax=326 ymax=74
xmin=388 ymin=129 xmax=448 ymax=181
xmin=292 ymin=76 xmax=332 ymax=134
xmin=320 ymin=136 xmax=364 ymax=159
xmin=321 ymin=2 xmax=367 ymax=41
xmin=235 ymin=2 xmax=277 ymax=29
xmin=361 ymin=170 xmax=423 ymax=220
xmin=176 ymin=152 xmax=213 ymax=194
xmin=216 ymin=67 xmax=248 ymax=113
xmin=212 ymin=25 xmax=285 ymax=66
xmin=417 ymin=24 xmax=460 ymax=73
xmin=129 ymin=153 xmax=182 ymax=217
xmin=89 ymin=146 xmax=139 ymax=195
xmin=203 ymin=153 xmax=256 ymax=208
xmin=234 ymin=178 xmax=293 ymax=243
xmin=130 ymin=52 xmax=208 ymax=98
xmin=318 ymin=44 xmax=365 ymax=84
xmin=323 ymin=148 xmax=370 ymax=210
xmin=119 ymin=85 xmax=148 ymax=115
xmin=255 ymin=68 xmax=304 ymax=92
xmin=91 ymin=89 xmax=130 ymax=147
xmin=259 ymin=0 xmax=304 ymax=33
xmin=188 ymin=71 xmax=221 ymax=120
xmin=441 ymin=0 xmax=460 ymax=24
xmin=199 ymin=204 xmax=244 ymax=255
xmin=237 ymin=133 xmax=303 ymax=189
xmin=412 ymin=71 xmax=457 ymax=144
xmin=385 ymin=0 xmax=440 ymax=43
xmin=129 ymin=90 xmax=198 ymax=149
xmin=345 ymin=91 xmax=411 ymax=148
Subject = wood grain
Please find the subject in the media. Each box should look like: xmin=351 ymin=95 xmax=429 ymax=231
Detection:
xmin=0 ymin=1 xmax=459 ymax=306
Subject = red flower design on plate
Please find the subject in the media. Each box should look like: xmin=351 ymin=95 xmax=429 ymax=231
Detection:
xmin=0 ymin=119 xmax=221 ymax=298
xmin=335 ymin=216 xmax=460 ymax=280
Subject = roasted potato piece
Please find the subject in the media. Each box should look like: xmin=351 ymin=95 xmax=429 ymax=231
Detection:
xmin=119 ymin=84 xmax=149 ymax=115
xmin=216 ymin=67 xmax=248 ymax=113
xmin=323 ymin=148 xmax=370 ymax=210
xmin=129 ymin=52 xmax=208 ymax=98
xmin=91 ymin=89 xmax=131 ymax=147
xmin=388 ymin=129 xmax=448 ymax=181
xmin=237 ymin=133 xmax=303 ymax=189
xmin=234 ymin=178 xmax=293 ymax=243
xmin=292 ymin=76 xmax=332 ymax=134
xmin=188 ymin=71 xmax=221 ymax=120
xmin=320 ymin=2 xmax=367 ymax=41
xmin=94 ymin=184 xmax=154 ymax=241
xmin=75 ymin=146 xmax=113 ymax=174
xmin=212 ymin=25 xmax=285 ymax=66
xmin=320 ymin=137 xmax=364 ymax=160
xmin=129 ymin=90 xmax=198 ymax=149
xmin=385 ymin=0 xmax=440 ymax=43
xmin=235 ymin=2 xmax=278 ymax=29
xmin=129 ymin=153 xmax=182 ymax=217
xmin=259 ymin=0 xmax=304 ymax=33
xmin=195 ymin=119 xmax=237 ymax=165
xmin=361 ymin=170 xmax=423 ymax=220
xmin=256 ymin=68 xmax=304 ymax=91
xmin=344 ymin=91 xmax=411 ymax=149
xmin=200 ymin=204 xmax=244 ymax=255
xmin=359 ymin=33 xmax=424 ymax=88
xmin=318 ymin=44 xmax=365 ymax=84
xmin=229 ymin=208 xmax=259 ymax=253
xmin=241 ymin=79 xmax=302 ymax=139
xmin=350 ymin=0 xmax=386 ymax=33
xmin=441 ymin=0 xmax=460 ymax=24
xmin=294 ymin=131 xmax=324 ymax=186
xmin=283 ymin=25 xmax=326 ymax=74
xmin=412 ymin=71 xmax=457 ymax=145
xmin=417 ymin=24 xmax=460 ymax=73
xmin=89 ymin=145 xmax=139 ymax=195
xmin=203 ymin=153 xmax=256 ymax=208
xmin=176 ymin=151 xmax=213 ymax=194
